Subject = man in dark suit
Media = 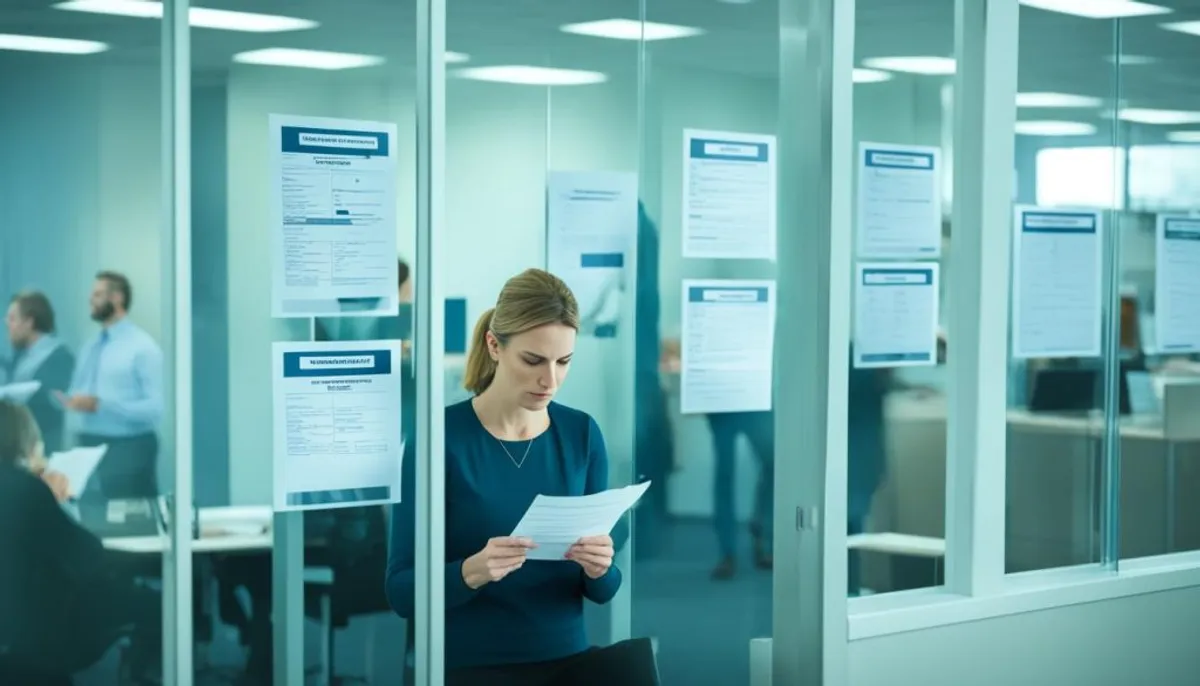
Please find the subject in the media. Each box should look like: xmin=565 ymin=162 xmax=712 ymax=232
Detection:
xmin=4 ymin=291 xmax=75 ymax=454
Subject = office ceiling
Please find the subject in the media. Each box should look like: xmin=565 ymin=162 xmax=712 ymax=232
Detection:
xmin=2 ymin=0 xmax=1200 ymax=116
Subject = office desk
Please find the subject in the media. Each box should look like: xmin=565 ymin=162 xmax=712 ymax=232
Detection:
xmin=881 ymin=396 xmax=1200 ymax=572
xmin=102 ymin=506 xmax=273 ymax=554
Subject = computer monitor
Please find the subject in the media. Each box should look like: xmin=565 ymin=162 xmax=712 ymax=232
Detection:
xmin=1029 ymin=365 xmax=1132 ymax=415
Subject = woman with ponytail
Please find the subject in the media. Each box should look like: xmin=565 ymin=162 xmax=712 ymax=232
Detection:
xmin=385 ymin=268 xmax=657 ymax=685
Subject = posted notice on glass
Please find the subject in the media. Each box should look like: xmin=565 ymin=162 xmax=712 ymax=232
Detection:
xmin=680 ymin=279 xmax=776 ymax=414
xmin=546 ymin=170 xmax=638 ymax=329
xmin=853 ymin=263 xmax=940 ymax=369
xmin=1011 ymin=206 xmax=1103 ymax=359
xmin=1155 ymin=215 xmax=1200 ymax=354
xmin=856 ymin=143 xmax=942 ymax=259
xmin=682 ymin=129 xmax=777 ymax=260
xmin=272 ymin=341 xmax=403 ymax=511
xmin=269 ymin=114 xmax=399 ymax=318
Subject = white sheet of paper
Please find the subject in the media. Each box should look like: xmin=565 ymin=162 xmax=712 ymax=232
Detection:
xmin=1011 ymin=206 xmax=1103 ymax=359
xmin=269 ymin=114 xmax=400 ymax=318
xmin=47 ymin=445 xmax=107 ymax=498
xmin=546 ymin=170 xmax=638 ymax=326
xmin=856 ymin=143 xmax=943 ymax=259
xmin=682 ymin=129 xmax=777 ymax=260
xmin=0 ymin=380 xmax=41 ymax=403
xmin=680 ymin=279 xmax=776 ymax=414
xmin=511 ymin=481 xmax=651 ymax=561
xmin=272 ymin=340 xmax=405 ymax=512
xmin=1155 ymin=215 xmax=1200 ymax=354
xmin=853 ymin=263 xmax=940 ymax=369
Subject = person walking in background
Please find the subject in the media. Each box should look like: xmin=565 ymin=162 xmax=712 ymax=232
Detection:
xmin=57 ymin=271 xmax=163 ymax=500
xmin=4 ymin=291 xmax=75 ymax=454
xmin=847 ymin=354 xmax=890 ymax=596
xmin=707 ymin=410 xmax=774 ymax=580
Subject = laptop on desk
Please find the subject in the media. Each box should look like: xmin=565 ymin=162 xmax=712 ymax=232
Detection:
xmin=1029 ymin=367 xmax=1132 ymax=416
xmin=78 ymin=497 xmax=163 ymax=540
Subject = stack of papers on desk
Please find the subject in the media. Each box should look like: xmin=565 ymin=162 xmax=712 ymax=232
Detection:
xmin=511 ymin=481 xmax=651 ymax=561
xmin=0 ymin=380 xmax=41 ymax=403
xmin=47 ymin=445 xmax=107 ymax=498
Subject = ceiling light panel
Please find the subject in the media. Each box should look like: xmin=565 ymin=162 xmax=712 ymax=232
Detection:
xmin=560 ymin=19 xmax=704 ymax=41
xmin=234 ymin=48 xmax=383 ymax=70
xmin=1105 ymin=54 xmax=1158 ymax=66
xmin=0 ymin=33 xmax=108 ymax=54
xmin=1015 ymin=121 xmax=1098 ymax=136
xmin=853 ymin=68 xmax=893 ymax=84
xmin=1118 ymin=109 xmax=1200 ymax=125
xmin=1161 ymin=21 xmax=1200 ymax=37
xmin=1017 ymin=92 xmax=1103 ymax=108
xmin=1167 ymin=131 xmax=1200 ymax=143
xmin=861 ymin=56 xmax=956 ymax=75
xmin=1018 ymin=0 xmax=1171 ymax=19
xmin=453 ymin=66 xmax=608 ymax=86
xmin=54 ymin=0 xmax=317 ymax=33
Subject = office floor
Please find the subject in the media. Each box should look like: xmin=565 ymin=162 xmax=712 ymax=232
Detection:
xmin=76 ymin=519 xmax=771 ymax=686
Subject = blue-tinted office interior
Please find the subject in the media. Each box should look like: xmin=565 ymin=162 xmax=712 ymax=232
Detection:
xmin=4 ymin=0 xmax=1200 ymax=684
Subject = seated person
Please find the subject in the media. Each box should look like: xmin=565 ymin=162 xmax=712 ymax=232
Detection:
xmin=0 ymin=400 xmax=160 ymax=685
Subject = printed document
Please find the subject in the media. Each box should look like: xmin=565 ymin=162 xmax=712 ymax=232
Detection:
xmin=0 ymin=380 xmax=41 ymax=403
xmin=511 ymin=481 xmax=651 ymax=561
xmin=47 ymin=445 xmax=107 ymax=498
xmin=272 ymin=340 xmax=404 ymax=511
xmin=269 ymin=114 xmax=399 ymax=318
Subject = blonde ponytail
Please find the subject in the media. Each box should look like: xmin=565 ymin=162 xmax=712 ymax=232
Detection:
xmin=462 ymin=308 xmax=497 ymax=394
xmin=462 ymin=269 xmax=580 ymax=396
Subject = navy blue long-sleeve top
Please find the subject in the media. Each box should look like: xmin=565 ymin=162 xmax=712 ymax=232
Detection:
xmin=385 ymin=399 xmax=622 ymax=670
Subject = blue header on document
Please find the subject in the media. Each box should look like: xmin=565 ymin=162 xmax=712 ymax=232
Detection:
xmin=1020 ymin=211 xmax=1097 ymax=234
xmin=1164 ymin=217 xmax=1200 ymax=241
xmin=687 ymin=286 xmax=771 ymax=303
xmin=861 ymin=268 xmax=935 ymax=286
xmin=281 ymin=126 xmax=390 ymax=157
xmin=861 ymin=351 xmax=932 ymax=363
xmin=688 ymin=137 xmax=770 ymax=163
xmin=581 ymin=253 xmax=624 ymax=268
xmin=283 ymin=350 xmax=393 ymax=378
xmin=863 ymin=149 xmax=935 ymax=170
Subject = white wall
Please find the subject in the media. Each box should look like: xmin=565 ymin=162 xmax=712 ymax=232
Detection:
xmin=848 ymin=589 xmax=1200 ymax=685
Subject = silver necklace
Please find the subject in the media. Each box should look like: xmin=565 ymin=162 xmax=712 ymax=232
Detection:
xmin=498 ymin=434 xmax=537 ymax=469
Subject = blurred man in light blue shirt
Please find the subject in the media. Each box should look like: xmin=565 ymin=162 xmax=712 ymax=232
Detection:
xmin=57 ymin=271 xmax=163 ymax=499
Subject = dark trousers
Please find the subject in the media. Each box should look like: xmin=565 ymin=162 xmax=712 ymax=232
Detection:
xmin=447 ymin=638 xmax=660 ymax=686
xmin=0 ymin=663 xmax=73 ymax=686
xmin=633 ymin=381 xmax=673 ymax=558
xmin=706 ymin=411 xmax=774 ymax=558
xmin=78 ymin=432 xmax=158 ymax=499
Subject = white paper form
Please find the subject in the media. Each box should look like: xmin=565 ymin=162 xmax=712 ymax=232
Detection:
xmin=680 ymin=279 xmax=776 ymax=414
xmin=853 ymin=263 xmax=940 ymax=369
xmin=1155 ymin=215 xmax=1200 ymax=354
xmin=0 ymin=380 xmax=40 ymax=403
xmin=546 ymin=171 xmax=639 ymax=325
xmin=269 ymin=115 xmax=399 ymax=318
xmin=46 ymin=445 xmax=107 ymax=498
xmin=856 ymin=143 xmax=943 ymax=259
xmin=511 ymin=481 xmax=651 ymax=561
xmin=1011 ymin=206 xmax=1103 ymax=359
xmin=272 ymin=340 xmax=404 ymax=511
xmin=682 ymin=129 xmax=777 ymax=260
